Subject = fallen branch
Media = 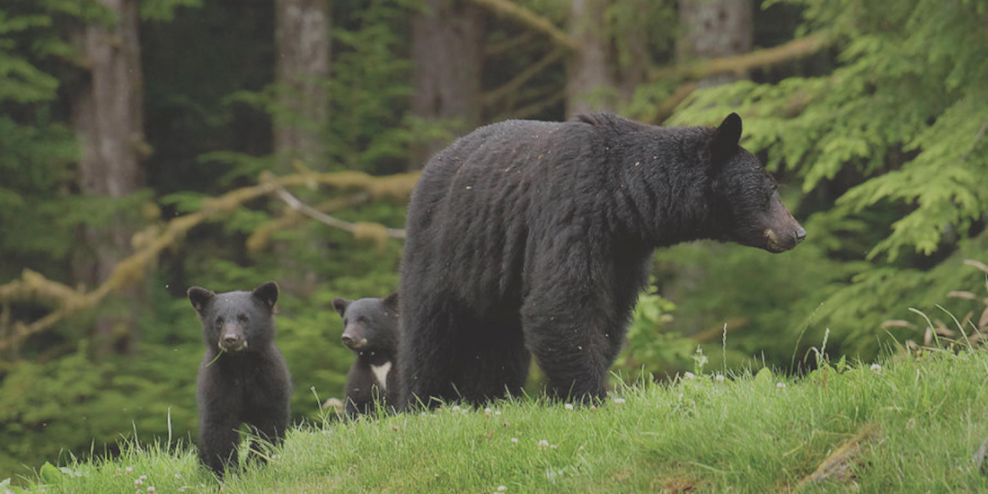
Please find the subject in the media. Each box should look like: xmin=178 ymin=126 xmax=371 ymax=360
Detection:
xmin=791 ymin=423 xmax=879 ymax=493
xmin=650 ymin=33 xmax=832 ymax=82
xmin=0 ymin=170 xmax=420 ymax=351
xmin=465 ymin=0 xmax=580 ymax=52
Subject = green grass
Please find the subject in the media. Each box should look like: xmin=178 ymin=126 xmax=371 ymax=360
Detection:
xmin=7 ymin=348 xmax=988 ymax=494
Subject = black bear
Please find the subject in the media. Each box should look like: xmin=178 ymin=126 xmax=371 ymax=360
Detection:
xmin=333 ymin=292 xmax=400 ymax=417
xmin=399 ymin=113 xmax=805 ymax=407
xmin=188 ymin=281 xmax=291 ymax=477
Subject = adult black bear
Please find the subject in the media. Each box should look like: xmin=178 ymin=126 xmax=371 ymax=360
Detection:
xmin=188 ymin=281 xmax=291 ymax=477
xmin=399 ymin=113 xmax=805 ymax=407
xmin=333 ymin=293 xmax=400 ymax=417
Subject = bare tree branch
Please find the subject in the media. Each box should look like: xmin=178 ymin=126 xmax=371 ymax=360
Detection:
xmin=484 ymin=48 xmax=566 ymax=107
xmin=0 ymin=170 xmax=419 ymax=352
xmin=274 ymin=188 xmax=406 ymax=239
xmin=650 ymin=33 xmax=832 ymax=82
xmin=465 ymin=0 xmax=580 ymax=52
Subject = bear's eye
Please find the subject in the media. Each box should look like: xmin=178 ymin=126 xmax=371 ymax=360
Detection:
xmin=342 ymin=318 xmax=348 ymax=327
xmin=357 ymin=316 xmax=369 ymax=325
xmin=214 ymin=316 xmax=223 ymax=327
xmin=237 ymin=314 xmax=249 ymax=323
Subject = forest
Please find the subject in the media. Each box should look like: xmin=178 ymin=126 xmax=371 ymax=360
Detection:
xmin=1 ymin=0 xmax=987 ymax=479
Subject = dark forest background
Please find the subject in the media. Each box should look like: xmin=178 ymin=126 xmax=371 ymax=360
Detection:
xmin=1 ymin=0 xmax=987 ymax=478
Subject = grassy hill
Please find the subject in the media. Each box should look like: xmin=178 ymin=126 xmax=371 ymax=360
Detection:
xmin=6 ymin=347 xmax=988 ymax=494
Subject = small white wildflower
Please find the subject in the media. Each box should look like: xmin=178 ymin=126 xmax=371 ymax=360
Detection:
xmin=564 ymin=403 xmax=574 ymax=410
xmin=715 ymin=374 xmax=725 ymax=383
xmin=139 ymin=475 xmax=148 ymax=480
xmin=538 ymin=439 xmax=550 ymax=449
xmin=613 ymin=397 xmax=626 ymax=404
xmin=776 ymin=382 xmax=786 ymax=389
xmin=174 ymin=473 xmax=181 ymax=479
xmin=125 ymin=466 xmax=133 ymax=475
xmin=870 ymin=363 xmax=882 ymax=374
xmin=678 ymin=392 xmax=684 ymax=400
xmin=497 ymin=485 xmax=507 ymax=492
xmin=178 ymin=487 xmax=186 ymax=493
xmin=494 ymin=410 xmax=502 ymax=416
xmin=511 ymin=437 xmax=519 ymax=444
xmin=485 ymin=407 xmax=492 ymax=416
xmin=147 ymin=487 xmax=156 ymax=494
xmin=134 ymin=478 xmax=143 ymax=487
xmin=683 ymin=371 xmax=695 ymax=380
xmin=452 ymin=405 xmax=461 ymax=412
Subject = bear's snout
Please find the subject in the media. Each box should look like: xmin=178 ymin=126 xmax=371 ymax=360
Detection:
xmin=342 ymin=332 xmax=368 ymax=350
xmin=218 ymin=330 xmax=247 ymax=352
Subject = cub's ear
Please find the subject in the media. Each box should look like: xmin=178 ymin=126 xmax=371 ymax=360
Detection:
xmin=332 ymin=297 xmax=351 ymax=317
xmin=709 ymin=113 xmax=742 ymax=163
xmin=383 ymin=292 xmax=399 ymax=311
xmin=252 ymin=281 xmax=279 ymax=309
xmin=187 ymin=287 xmax=216 ymax=313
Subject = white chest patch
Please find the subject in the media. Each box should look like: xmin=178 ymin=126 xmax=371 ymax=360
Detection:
xmin=371 ymin=361 xmax=392 ymax=391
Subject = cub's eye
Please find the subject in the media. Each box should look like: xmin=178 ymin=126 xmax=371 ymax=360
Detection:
xmin=237 ymin=314 xmax=249 ymax=323
xmin=214 ymin=316 xmax=223 ymax=326
xmin=342 ymin=318 xmax=348 ymax=327
xmin=357 ymin=316 xmax=369 ymax=325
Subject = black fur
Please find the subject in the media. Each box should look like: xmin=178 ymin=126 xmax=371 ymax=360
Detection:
xmin=189 ymin=281 xmax=291 ymax=477
xmin=333 ymin=292 xmax=400 ymax=417
xmin=399 ymin=113 xmax=805 ymax=407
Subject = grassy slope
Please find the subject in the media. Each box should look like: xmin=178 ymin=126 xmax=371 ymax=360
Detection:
xmin=10 ymin=349 xmax=988 ymax=494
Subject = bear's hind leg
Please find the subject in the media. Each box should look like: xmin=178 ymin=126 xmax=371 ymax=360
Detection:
xmin=452 ymin=315 xmax=530 ymax=404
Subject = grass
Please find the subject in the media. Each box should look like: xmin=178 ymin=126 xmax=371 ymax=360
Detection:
xmin=7 ymin=347 xmax=988 ymax=494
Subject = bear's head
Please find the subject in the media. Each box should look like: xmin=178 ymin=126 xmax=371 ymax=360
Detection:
xmin=332 ymin=292 xmax=399 ymax=355
xmin=188 ymin=281 xmax=279 ymax=353
xmin=705 ymin=113 xmax=806 ymax=253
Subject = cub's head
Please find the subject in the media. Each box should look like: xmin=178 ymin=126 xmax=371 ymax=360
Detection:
xmin=188 ymin=281 xmax=279 ymax=353
xmin=705 ymin=113 xmax=806 ymax=253
xmin=332 ymin=292 xmax=399 ymax=355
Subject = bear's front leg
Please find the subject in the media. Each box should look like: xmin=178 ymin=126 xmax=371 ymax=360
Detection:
xmin=198 ymin=414 xmax=242 ymax=478
xmin=521 ymin=293 xmax=622 ymax=403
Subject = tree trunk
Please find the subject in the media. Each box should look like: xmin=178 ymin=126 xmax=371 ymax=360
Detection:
xmin=677 ymin=0 xmax=753 ymax=87
xmin=564 ymin=0 xmax=615 ymax=119
xmin=71 ymin=0 xmax=146 ymax=356
xmin=274 ymin=0 xmax=331 ymax=171
xmin=409 ymin=0 xmax=487 ymax=170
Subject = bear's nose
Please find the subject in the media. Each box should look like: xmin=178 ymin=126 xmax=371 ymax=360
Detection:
xmin=341 ymin=334 xmax=353 ymax=346
xmin=222 ymin=334 xmax=239 ymax=346
xmin=795 ymin=226 xmax=807 ymax=243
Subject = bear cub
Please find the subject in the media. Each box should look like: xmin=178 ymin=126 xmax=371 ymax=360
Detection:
xmin=188 ymin=281 xmax=291 ymax=477
xmin=332 ymin=292 xmax=400 ymax=417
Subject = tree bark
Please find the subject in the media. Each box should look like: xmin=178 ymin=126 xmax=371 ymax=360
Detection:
xmin=409 ymin=0 xmax=487 ymax=169
xmin=565 ymin=0 xmax=615 ymax=119
xmin=677 ymin=0 xmax=754 ymax=87
xmin=71 ymin=0 xmax=146 ymax=356
xmin=274 ymin=0 xmax=331 ymax=171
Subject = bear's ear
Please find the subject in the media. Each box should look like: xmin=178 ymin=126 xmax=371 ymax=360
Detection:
xmin=252 ymin=281 xmax=279 ymax=309
xmin=332 ymin=297 xmax=351 ymax=317
xmin=383 ymin=292 xmax=399 ymax=311
xmin=709 ymin=113 xmax=742 ymax=164
xmin=187 ymin=287 xmax=216 ymax=313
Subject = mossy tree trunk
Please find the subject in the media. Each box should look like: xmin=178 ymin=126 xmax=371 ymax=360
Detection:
xmin=70 ymin=0 xmax=147 ymax=356
xmin=409 ymin=0 xmax=487 ymax=170
xmin=274 ymin=0 xmax=331 ymax=171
